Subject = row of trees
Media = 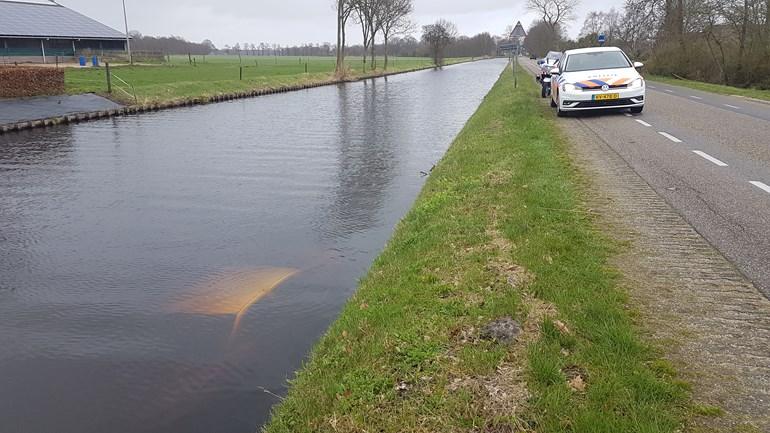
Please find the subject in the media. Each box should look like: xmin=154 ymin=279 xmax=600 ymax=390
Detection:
xmin=335 ymin=0 xmax=415 ymax=74
xmin=522 ymin=0 xmax=770 ymax=88
xmin=128 ymin=32 xmax=217 ymax=55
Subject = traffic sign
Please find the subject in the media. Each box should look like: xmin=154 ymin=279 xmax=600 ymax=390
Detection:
xmin=598 ymin=33 xmax=606 ymax=45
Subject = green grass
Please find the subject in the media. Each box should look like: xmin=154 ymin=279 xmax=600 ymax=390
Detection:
xmin=649 ymin=74 xmax=770 ymax=102
xmin=64 ymin=56 xmax=469 ymax=104
xmin=263 ymin=66 xmax=688 ymax=432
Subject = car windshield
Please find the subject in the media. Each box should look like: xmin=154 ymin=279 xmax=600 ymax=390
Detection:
xmin=564 ymin=51 xmax=631 ymax=72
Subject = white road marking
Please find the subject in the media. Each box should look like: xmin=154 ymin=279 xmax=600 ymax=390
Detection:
xmin=635 ymin=119 xmax=652 ymax=127
xmin=658 ymin=132 xmax=683 ymax=143
xmin=749 ymin=181 xmax=770 ymax=194
xmin=624 ymin=113 xmax=633 ymax=117
xmin=692 ymin=151 xmax=728 ymax=167
xmin=664 ymin=89 xmax=674 ymax=93
xmin=724 ymin=104 xmax=741 ymax=109
xmin=648 ymin=85 xmax=657 ymax=89
xmin=689 ymin=95 xmax=703 ymax=100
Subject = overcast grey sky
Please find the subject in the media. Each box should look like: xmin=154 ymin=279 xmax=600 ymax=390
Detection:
xmin=56 ymin=0 xmax=625 ymax=47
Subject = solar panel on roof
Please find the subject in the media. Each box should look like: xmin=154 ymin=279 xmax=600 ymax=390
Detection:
xmin=0 ymin=0 xmax=125 ymax=39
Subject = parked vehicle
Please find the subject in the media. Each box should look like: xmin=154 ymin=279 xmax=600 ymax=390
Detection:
xmin=536 ymin=53 xmax=561 ymax=99
xmin=549 ymin=46 xmax=645 ymax=116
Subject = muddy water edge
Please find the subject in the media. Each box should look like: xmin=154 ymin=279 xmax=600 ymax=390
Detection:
xmin=0 ymin=59 xmax=508 ymax=433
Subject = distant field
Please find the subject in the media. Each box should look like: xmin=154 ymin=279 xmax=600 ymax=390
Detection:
xmin=65 ymin=55 xmax=470 ymax=104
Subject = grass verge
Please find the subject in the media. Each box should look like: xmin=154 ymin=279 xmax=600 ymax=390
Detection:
xmin=649 ymin=74 xmax=770 ymax=102
xmin=264 ymin=66 xmax=688 ymax=432
xmin=64 ymin=56 xmax=470 ymax=104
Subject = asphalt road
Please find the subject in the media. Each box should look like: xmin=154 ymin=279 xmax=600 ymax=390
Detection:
xmin=523 ymin=59 xmax=770 ymax=298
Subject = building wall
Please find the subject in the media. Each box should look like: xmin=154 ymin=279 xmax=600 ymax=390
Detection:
xmin=0 ymin=38 xmax=126 ymax=58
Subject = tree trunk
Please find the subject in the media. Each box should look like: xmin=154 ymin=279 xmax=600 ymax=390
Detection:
xmin=736 ymin=0 xmax=749 ymax=84
xmin=384 ymin=35 xmax=389 ymax=71
xmin=335 ymin=2 xmax=343 ymax=74
xmin=370 ymin=36 xmax=376 ymax=70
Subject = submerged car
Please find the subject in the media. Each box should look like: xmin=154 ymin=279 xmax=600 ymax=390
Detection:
xmin=550 ymin=47 xmax=645 ymax=116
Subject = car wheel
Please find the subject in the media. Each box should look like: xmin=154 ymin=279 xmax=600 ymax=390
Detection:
xmin=555 ymin=96 xmax=566 ymax=116
xmin=630 ymin=106 xmax=644 ymax=114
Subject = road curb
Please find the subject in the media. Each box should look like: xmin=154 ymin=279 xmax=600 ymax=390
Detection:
xmin=0 ymin=58 xmax=487 ymax=135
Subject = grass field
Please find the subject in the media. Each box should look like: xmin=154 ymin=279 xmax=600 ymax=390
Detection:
xmin=263 ymin=66 xmax=688 ymax=432
xmin=650 ymin=74 xmax=770 ymax=102
xmin=64 ymin=55 xmax=469 ymax=104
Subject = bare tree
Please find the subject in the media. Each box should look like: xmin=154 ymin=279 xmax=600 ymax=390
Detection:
xmin=421 ymin=19 xmax=458 ymax=66
xmin=527 ymin=0 xmax=580 ymax=35
xmin=335 ymin=0 xmax=355 ymax=75
xmin=524 ymin=20 xmax=563 ymax=57
xmin=379 ymin=0 xmax=414 ymax=70
xmin=351 ymin=0 xmax=380 ymax=70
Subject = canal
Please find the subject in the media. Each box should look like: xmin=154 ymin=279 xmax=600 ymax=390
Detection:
xmin=0 ymin=59 xmax=507 ymax=433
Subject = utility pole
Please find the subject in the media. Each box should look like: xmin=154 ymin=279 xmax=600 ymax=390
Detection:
xmin=122 ymin=0 xmax=132 ymax=65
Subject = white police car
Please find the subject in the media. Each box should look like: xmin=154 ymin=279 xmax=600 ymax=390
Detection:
xmin=550 ymin=47 xmax=645 ymax=116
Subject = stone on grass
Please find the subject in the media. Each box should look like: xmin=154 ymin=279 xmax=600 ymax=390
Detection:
xmin=480 ymin=317 xmax=521 ymax=344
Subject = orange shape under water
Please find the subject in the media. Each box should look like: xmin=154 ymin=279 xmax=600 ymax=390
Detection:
xmin=172 ymin=267 xmax=298 ymax=336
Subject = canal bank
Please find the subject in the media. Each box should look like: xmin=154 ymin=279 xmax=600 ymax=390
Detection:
xmin=0 ymin=58 xmax=484 ymax=135
xmin=0 ymin=59 xmax=507 ymax=433
xmin=264 ymin=67 xmax=688 ymax=432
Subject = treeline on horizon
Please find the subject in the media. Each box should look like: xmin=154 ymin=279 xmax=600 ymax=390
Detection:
xmin=523 ymin=0 xmax=770 ymax=89
xmin=128 ymin=31 xmax=501 ymax=59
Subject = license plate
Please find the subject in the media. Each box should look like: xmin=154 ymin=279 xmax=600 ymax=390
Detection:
xmin=593 ymin=93 xmax=620 ymax=101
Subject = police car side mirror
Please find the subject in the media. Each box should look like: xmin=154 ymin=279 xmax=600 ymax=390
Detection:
xmin=550 ymin=68 xmax=560 ymax=75
xmin=633 ymin=61 xmax=644 ymax=69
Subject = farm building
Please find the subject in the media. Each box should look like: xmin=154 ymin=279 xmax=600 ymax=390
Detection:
xmin=0 ymin=0 xmax=127 ymax=63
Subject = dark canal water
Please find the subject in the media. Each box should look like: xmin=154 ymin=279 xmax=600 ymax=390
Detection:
xmin=0 ymin=59 xmax=506 ymax=433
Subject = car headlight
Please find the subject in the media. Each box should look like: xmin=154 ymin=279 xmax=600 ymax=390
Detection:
xmin=562 ymin=83 xmax=578 ymax=92
xmin=628 ymin=78 xmax=644 ymax=89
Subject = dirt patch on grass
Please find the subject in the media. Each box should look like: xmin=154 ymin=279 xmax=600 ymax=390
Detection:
xmin=446 ymin=208 xmax=558 ymax=430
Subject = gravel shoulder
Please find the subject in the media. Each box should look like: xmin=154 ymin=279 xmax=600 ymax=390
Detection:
xmin=564 ymin=111 xmax=770 ymax=432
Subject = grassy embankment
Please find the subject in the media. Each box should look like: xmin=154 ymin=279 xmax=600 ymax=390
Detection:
xmin=64 ymin=55 xmax=470 ymax=104
xmin=264 ymin=66 xmax=688 ymax=432
xmin=650 ymin=74 xmax=770 ymax=102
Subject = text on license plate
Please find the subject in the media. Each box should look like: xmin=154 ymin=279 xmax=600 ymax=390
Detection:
xmin=593 ymin=93 xmax=620 ymax=101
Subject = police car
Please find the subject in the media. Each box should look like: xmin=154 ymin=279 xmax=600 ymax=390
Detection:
xmin=550 ymin=47 xmax=645 ymax=116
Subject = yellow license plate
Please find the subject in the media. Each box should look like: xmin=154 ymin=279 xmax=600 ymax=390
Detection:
xmin=593 ymin=93 xmax=620 ymax=101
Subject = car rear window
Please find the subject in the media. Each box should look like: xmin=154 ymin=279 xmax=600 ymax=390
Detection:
xmin=564 ymin=51 xmax=631 ymax=72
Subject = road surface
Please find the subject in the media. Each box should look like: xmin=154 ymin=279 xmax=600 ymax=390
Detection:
xmin=0 ymin=94 xmax=121 ymax=126
xmin=524 ymin=59 xmax=770 ymax=299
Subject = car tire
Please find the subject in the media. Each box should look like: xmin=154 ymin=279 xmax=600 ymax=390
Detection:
xmin=630 ymin=106 xmax=644 ymax=114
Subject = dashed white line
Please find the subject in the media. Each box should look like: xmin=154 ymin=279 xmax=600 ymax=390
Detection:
xmin=635 ymin=119 xmax=652 ymax=127
xmin=624 ymin=113 xmax=633 ymax=117
xmin=648 ymin=85 xmax=657 ymax=89
xmin=658 ymin=131 xmax=683 ymax=143
xmin=724 ymin=104 xmax=741 ymax=109
xmin=664 ymin=89 xmax=674 ymax=93
xmin=690 ymin=95 xmax=703 ymax=100
xmin=749 ymin=181 xmax=770 ymax=194
xmin=693 ymin=151 xmax=728 ymax=167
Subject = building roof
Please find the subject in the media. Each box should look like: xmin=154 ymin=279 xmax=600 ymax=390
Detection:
xmin=0 ymin=0 xmax=126 ymax=40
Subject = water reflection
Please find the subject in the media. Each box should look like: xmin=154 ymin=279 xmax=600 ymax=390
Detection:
xmin=0 ymin=59 xmax=506 ymax=433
